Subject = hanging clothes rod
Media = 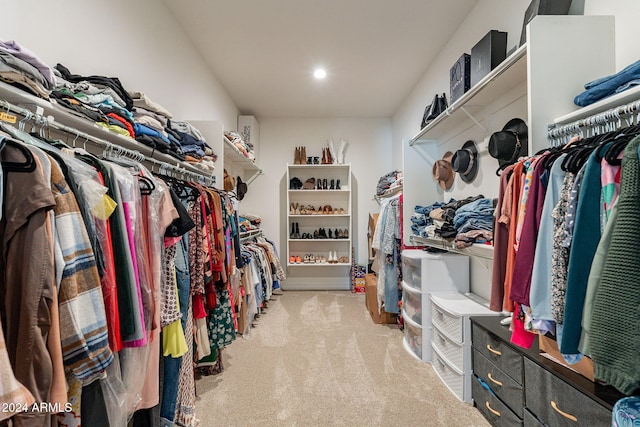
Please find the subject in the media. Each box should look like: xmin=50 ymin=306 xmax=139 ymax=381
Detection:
xmin=0 ymin=98 xmax=215 ymax=187
xmin=547 ymin=97 xmax=640 ymax=146
xmin=240 ymin=229 xmax=263 ymax=242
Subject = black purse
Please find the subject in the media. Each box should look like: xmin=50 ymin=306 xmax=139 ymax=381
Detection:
xmin=420 ymin=93 xmax=448 ymax=129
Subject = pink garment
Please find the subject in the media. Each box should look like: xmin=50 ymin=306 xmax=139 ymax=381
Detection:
xmin=510 ymin=303 xmax=536 ymax=349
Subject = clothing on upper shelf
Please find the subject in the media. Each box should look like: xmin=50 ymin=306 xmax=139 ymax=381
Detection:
xmin=574 ymin=59 xmax=640 ymax=107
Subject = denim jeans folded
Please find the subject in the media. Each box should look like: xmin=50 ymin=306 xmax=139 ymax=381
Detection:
xmin=575 ymin=60 xmax=640 ymax=106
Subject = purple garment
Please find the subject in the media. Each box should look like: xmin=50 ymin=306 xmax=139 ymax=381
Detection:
xmin=510 ymin=154 xmax=549 ymax=306
xmin=0 ymin=40 xmax=55 ymax=87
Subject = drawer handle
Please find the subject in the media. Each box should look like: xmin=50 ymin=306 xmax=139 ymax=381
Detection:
xmin=486 ymin=344 xmax=502 ymax=356
xmin=551 ymin=401 xmax=578 ymax=422
xmin=485 ymin=401 xmax=501 ymax=417
xmin=487 ymin=372 xmax=503 ymax=387
xmin=438 ymin=333 xmax=446 ymax=345
xmin=436 ymin=309 xmax=444 ymax=319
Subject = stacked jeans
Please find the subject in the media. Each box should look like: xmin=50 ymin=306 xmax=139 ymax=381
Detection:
xmin=453 ymin=198 xmax=495 ymax=233
xmin=574 ymin=59 xmax=640 ymax=107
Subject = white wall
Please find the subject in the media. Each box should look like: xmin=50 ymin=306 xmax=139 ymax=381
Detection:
xmin=583 ymin=0 xmax=640 ymax=69
xmin=239 ymin=118 xmax=393 ymax=275
xmin=3 ymin=0 xmax=239 ymax=130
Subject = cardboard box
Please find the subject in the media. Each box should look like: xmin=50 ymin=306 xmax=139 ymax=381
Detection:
xmin=470 ymin=30 xmax=507 ymax=87
xmin=539 ymin=335 xmax=594 ymax=381
xmin=368 ymin=213 xmax=379 ymax=237
xmin=365 ymin=274 xmax=397 ymax=324
xmin=450 ymin=53 xmax=471 ymax=103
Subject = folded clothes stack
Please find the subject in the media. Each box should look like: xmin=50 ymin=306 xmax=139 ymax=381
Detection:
xmin=238 ymin=213 xmax=262 ymax=233
xmin=1 ymin=38 xmax=218 ymax=170
xmin=376 ymin=170 xmax=403 ymax=197
xmin=224 ymin=131 xmax=255 ymax=163
xmin=574 ymin=59 xmax=640 ymax=107
xmin=0 ymin=41 xmax=55 ymax=99
xmin=412 ymin=195 xmax=495 ymax=246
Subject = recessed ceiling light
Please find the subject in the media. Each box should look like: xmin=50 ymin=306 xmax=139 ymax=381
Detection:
xmin=314 ymin=68 xmax=327 ymax=79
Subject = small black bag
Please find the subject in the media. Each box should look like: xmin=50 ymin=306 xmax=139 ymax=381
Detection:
xmin=420 ymin=93 xmax=448 ymax=129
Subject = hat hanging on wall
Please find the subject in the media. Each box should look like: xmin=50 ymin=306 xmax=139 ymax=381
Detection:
xmin=223 ymin=169 xmax=236 ymax=192
xmin=432 ymin=151 xmax=455 ymax=191
xmin=451 ymin=140 xmax=479 ymax=183
xmin=488 ymin=118 xmax=529 ymax=175
xmin=236 ymin=176 xmax=248 ymax=200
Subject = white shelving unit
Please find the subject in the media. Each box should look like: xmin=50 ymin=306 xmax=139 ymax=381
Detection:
xmin=285 ymin=163 xmax=352 ymax=290
xmin=223 ymin=133 xmax=262 ymax=184
xmin=402 ymin=16 xmax=616 ymax=266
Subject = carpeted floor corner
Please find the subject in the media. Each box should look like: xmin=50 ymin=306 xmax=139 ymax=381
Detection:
xmin=194 ymin=291 xmax=490 ymax=426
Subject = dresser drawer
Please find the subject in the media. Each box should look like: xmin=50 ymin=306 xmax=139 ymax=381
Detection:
xmin=472 ymin=323 xmax=523 ymax=385
xmin=431 ymin=299 xmax=463 ymax=344
xmin=432 ymin=325 xmax=464 ymax=372
xmin=524 ymin=358 xmax=611 ymax=426
xmin=432 ymin=343 xmax=464 ymax=401
xmin=473 ymin=348 xmax=524 ymax=418
xmin=403 ymin=316 xmax=422 ymax=360
xmin=523 ymin=409 xmax=545 ymax=427
xmin=473 ymin=375 xmax=523 ymax=427
xmin=401 ymin=283 xmax=422 ymax=325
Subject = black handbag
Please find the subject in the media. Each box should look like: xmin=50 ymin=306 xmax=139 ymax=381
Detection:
xmin=420 ymin=93 xmax=448 ymax=129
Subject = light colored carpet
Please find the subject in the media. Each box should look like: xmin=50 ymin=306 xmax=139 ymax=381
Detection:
xmin=195 ymin=291 xmax=490 ymax=427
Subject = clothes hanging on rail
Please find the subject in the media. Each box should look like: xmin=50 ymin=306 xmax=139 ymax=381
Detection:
xmin=0 ymin=118 xmax=255 ymax=426
xmin=490 ymin=124 xmax=640 ymax=396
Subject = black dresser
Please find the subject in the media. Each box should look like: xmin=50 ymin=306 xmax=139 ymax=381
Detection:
xmin=470 ymin=316 xmax=626 ymax=426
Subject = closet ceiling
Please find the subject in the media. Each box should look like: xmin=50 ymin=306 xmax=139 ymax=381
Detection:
xmin=164 ymin=0 xmax=478 ymax=119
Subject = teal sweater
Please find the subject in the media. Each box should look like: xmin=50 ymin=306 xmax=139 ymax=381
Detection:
xmin=590 ymin=136 xmax=640 ymax=395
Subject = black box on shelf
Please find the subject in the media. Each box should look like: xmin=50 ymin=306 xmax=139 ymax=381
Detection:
xmin=470 ymin=30 xmax=507 ymax=87
xmin=520 ymin=0 xmax=573 ymax=46
xmin=450 ymin=53 xmax=471 ymax=104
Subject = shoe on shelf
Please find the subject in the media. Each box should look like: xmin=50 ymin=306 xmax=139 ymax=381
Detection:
xmin=295 ymin=255 xmax=302 ymax=264
xmin=294 ymin=222 xmax=301 ymax=239
xmin=308 ymin=254 xmax=315 ymax=263
xmin=316 ymin=179 xmax=323 ymax=190
xmin=307 ymin=206 xmax=315 ymax=215
xmin=313 ymin=230 xmax=319 ymax=239
xmin=290 ymin=222 xmax=296 ymax=239
xmin=323 ymin=205 xmax=331 ymax=215
xmin=335 ymin=229 xmax=343 ymax=239
xmin=294 ymin=147 xmax=301 ymax=164
xmin=289 ymin=255 xmax=296 ymax=264
xmin=330 ymin=179 xmax=335 ymax=190
xmin=301 ymin=147 xmax=307 ymax=164
xmin=336 ymin=179 xmax=341 ymax=190
xmin=323 ymin=178 xmax=328 ymax=190
xmin=289 ymin=202 xmax=298 ymax=215
xmin=303 ymin=177 xmax=316 ymax=190
xmin=343 ymin=228 xmax=348 ymax=239
xmin=313 ymin=156 xmax=319 ymax=165
xmin=339 ymin=208 xmax=345 ymax=214
xmin=327 ymin=251 xmax=334 ymax=264
xmin=328 ymin=229 xmax=333 ymax=239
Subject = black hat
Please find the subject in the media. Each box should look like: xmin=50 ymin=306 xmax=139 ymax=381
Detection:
xmin=451 ymin=140 xmax=478 ymax=183
xmin=488 ymin=118 xmax=528 ymax=174
xmin=237 ymin=176 xmax=248 ymax=200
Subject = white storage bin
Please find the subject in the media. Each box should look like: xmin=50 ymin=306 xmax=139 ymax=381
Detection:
xmin=402 ymin=283 xmax=422 ymax=324
xmin=431 ymin=301 xmax=464 ymax=345
xmin=432 ymin=325 xmax=464 ymax=372
xmin=432 ymin=343 xmax=465 ymax=401
xmin=403 ymin=316 xmax=422 ymax=360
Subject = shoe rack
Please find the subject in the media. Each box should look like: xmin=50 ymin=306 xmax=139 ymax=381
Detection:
xmin=286 ymin=162 xmax=352 ymax=277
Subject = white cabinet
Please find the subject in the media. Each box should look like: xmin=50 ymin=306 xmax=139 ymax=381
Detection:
xmin=429 ymin=292 xmax=495 ymax=402
xmin=286 ymin=164 xmax=352 ymax=282
xmin=400 ymin=250 xmax=469 ymax=362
